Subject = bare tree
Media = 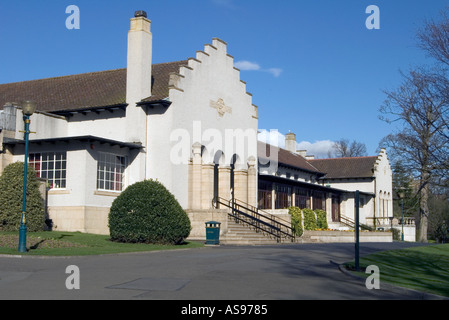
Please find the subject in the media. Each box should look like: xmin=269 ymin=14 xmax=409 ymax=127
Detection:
xmin=330 ymin=139 xmax=367 ymax=158
xmin=417 ymin=10 xmax=449 ymax=146
xmin=417 ymin=10 xmax=449 ymax=67
xmin=379 ymin=68 xmax=449 ymax=242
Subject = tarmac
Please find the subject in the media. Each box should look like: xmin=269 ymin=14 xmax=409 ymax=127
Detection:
xmin=0 ymin=241 xmax=446 ymax=302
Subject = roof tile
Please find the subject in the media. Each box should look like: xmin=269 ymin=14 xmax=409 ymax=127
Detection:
xmin=0 ymin=60 xmax=187 ymax=113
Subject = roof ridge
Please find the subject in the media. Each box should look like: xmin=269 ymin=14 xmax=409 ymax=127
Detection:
xmin=309 ymin=156 xmax=377 ymax=161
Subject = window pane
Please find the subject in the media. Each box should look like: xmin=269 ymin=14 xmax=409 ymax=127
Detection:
xmin=97 ymin=153 xmax=126 ymax=191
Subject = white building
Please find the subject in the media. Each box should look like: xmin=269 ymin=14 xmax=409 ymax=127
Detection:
xmin=258 ymin=133 xmax=394 ymax=230
xmin=0 ymin=11 xmax=399 ymax=241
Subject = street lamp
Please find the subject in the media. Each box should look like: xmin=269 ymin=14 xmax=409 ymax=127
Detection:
xmin=18 ymin=100 xmax=36 ymax=253
xmin=398 ymin=190 xmax=405 ymax=242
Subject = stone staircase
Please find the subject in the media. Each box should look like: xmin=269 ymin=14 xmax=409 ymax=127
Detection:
xmin=220 ymin=217 xmax=296 ymax=245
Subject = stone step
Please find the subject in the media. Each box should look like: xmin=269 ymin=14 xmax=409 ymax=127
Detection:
xmin=220 ymin=219 xmax=294 ymax=245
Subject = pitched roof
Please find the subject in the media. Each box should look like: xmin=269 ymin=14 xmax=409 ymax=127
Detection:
xmin=0 ymin=60 xmax=188 ymax=113
xmin=258 ymin=141 xmax=322 ymax=174
xmin=258 ymin=141 xmax=379 ymax=179
xmin=308 ymin=157 xmax=377 ymax=179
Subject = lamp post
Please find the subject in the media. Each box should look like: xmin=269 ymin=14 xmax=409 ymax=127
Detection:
xmin=398 ymin=190 xmax=405 ymax=242
xmin=18 ymin=100 xmax=36 ymax=253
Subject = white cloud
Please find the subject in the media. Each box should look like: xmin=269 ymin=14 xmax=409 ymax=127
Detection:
xmin=235 ymin=60 xmax=283 ymax=78
xmin=297 ymin=140 xmax=335 ymax=159
xmin=258 ymin=130 xmax=335 ymax=159
xmin=234 ymin=60 xmax=261 ymax=71
xmin=267 ymin=68 xmax=282 ymax=77
xmin=258 ymin=129 xmax=284 ymax=147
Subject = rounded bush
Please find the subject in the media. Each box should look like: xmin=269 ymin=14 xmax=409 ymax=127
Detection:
xmin=0 ymin=162 xmax=46 ymax=232
xmin=108 ymin=179 xmax=191 ymax=245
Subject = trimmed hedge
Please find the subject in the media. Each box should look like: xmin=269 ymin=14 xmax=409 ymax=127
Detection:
xmin=315 ymin=209 xmax=328 ymax=229
xmin=302 ymin=208 xmax=317 ymax=230
xmin=288 ymin=206 xmax=303 ymax=237
xmin=0 ymin=162 xmax=46 ymax=232
xmin=108 ymin=179 xmax=191 ymax=245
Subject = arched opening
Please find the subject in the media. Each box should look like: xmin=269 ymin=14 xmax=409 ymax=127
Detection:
xmin=230 ymin=154 xmax=239 ymax=203
xmin=213 ymin=151 xmax=224 ymax=208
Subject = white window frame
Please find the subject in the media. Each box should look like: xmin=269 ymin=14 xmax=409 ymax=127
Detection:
xmin=29 ymin=152 xmax=67 ymax=189
xmin=96 ymin=152 xmax=127 ymax=192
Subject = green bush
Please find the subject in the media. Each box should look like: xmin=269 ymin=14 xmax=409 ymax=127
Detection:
xmin=389 ymin=227 xmax=401 ymax=241
xmin=315 ymin=209 xmax=328 ymax=229
xmin=302 ymin=208 xmax=317 ymax=230
xmin=288 ymin=206 xmax=303 ymax=237
xmin=0 ymin=162 xmax=46 ymax=232
xmin=108 ymin=179 xmax=191 ymax=245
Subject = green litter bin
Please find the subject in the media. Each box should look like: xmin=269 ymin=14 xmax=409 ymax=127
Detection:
xmin=205 ymin=221 xmax=221 ymax=245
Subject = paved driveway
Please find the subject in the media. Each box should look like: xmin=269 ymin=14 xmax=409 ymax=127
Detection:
xmin=0 ymin=242 xmax=443 ymax=301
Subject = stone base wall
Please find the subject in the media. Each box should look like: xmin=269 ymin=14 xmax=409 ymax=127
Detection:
xmin=186 ymin=209 xmax=229 ymax=240
xmin=303 ymin=230 xmax=393 ymax=243
xmin=48 ymin=206 xmax=110 ymax=235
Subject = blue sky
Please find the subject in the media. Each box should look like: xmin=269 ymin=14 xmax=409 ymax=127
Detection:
xmin=1 ymin=0 xmax=448 ymax=157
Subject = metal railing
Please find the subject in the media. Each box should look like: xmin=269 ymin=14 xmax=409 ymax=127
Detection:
xmin=214 ymin=197 xmax=296 ymax=243
xmin=340 ymin=215 xmax=374 ymax=231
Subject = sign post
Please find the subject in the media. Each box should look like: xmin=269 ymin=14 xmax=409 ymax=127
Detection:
xmin=355 ymin=190 xmax=360 ymax=272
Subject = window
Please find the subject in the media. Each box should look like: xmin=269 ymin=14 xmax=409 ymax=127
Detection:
xmin=97 ymin=153 xmax=126 ymax=192
xmin=295 ymin=187 xmax=310 ymax=209
xmin=258 ymin=181 xmax=272 ymax=209
xmin=29 ymin=152 xmax=67 ymax=189
xmin=275 ymin=184 xmax=291 ymax=209
xmin=312 ymin=190 xmax=326 ymax=210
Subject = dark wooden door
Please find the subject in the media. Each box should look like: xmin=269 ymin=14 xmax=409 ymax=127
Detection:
xmin=332 ymin=195 xmax=340 ymax=222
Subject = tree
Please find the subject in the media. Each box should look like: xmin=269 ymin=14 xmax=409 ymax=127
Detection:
xmin=417 ymin=11 xmax=449 ymax=68
xmin=417 ymin=10 xmax=449 ymax=155
xmin=330 ymin=139 xmax=368 ymax=158
xmin=379 ymin=68 xmax=449 ymax=242
xmin=392 ymin=161 xmax=418 ymax=219
xmin=0 ymin=162 xmax=46 ymax=232
xmin=379 ymin=9 xmax=449 ymax=242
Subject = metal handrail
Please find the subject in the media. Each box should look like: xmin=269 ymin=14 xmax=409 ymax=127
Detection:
xmin=215 ymin=197 xmax=295 ymax=243
xmin=340 ymin=215 xmax=374 ymax=231
xmin=232 ymin=198 xmax=293 ymax=228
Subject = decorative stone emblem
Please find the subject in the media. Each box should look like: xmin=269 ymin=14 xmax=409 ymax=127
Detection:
xmin=210 ymin=98 xmax=232 ymax=117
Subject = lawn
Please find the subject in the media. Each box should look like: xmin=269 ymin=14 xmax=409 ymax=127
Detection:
xmin=0 ymin=231 xmax=204 ymax=256
xmin=344 ymin=244 xmax=449 ymax=297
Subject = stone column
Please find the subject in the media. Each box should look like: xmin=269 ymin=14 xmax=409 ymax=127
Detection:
xmin=201 ymin=163 xmax=215 ymax=209
xmin=218 ymin=165 xmax=231 ymax=202
xmin=247 ymin=156 xmax=257 ymax=208
xmin=191 ymin=143 xmax=202 ymax=210
xmin=326 ymin=193 xmax=332 ymax=222
xmin=234 ymin=169 xmax=248 ymax=204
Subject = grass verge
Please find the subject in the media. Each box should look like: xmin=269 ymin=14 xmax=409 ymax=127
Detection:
xmin=344 ymin=244 xmax=449 ymax=297
xmin=0 ymin=231 xmax=204 ymax=256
